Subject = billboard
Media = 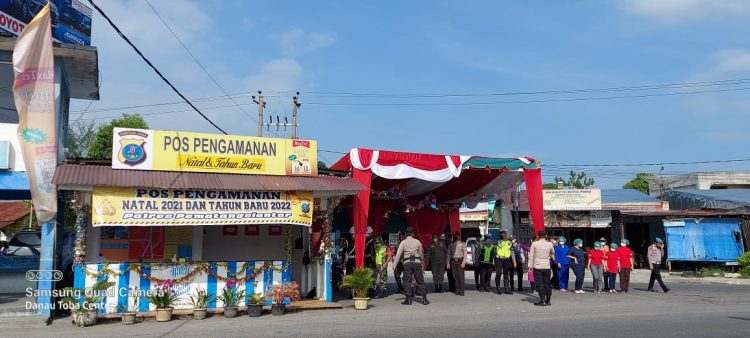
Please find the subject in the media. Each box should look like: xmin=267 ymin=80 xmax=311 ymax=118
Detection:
xmin=92 ymin=187 xmax=315 ymax=227
xmin=111 ymin=128 xmax=318 ymax=176
xmin=543 ymin=189 xmax=602 ymax=211
xmin=0 ymin=0 xmax=92 ymax=45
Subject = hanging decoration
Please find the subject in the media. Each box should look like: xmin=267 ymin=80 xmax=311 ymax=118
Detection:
xmin=73 ymin=204 xmax=88 ymax=264
xmin=371 ymin=185 xmax=402 ymax=199
xmin=312 ymin=196 xmax=343 ymax=262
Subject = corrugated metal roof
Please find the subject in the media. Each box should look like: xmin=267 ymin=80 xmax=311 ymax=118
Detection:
xmin=601 ymin=189 xmax=658 ymax=203
xmin=667 ymin=189 xmax=750 ymax=206
xmin=53 ymin=164 xmax=365 ymax=194
xmin=0 ymin=201 xmax=30 ymax=230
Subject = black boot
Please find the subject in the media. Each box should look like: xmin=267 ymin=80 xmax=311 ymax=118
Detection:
xmin=545 ymin=293 xmax=551 ymax=306
xmin=438 ymin=284 xmax=443 ymax=293
xmin=505 ymin=281 xmax=513 ymax=294
xmin=402 ymin=296 xmax=412 ymax=305
xmin=422 ymin=294 xmax=430 ymax=305
xmin=434 ymin=283 xmax=439 ymax=293
xmin=496 ymin=284 xmax=502 ymax=294
xmin=534 ymin=294 xmax=546 ymax=306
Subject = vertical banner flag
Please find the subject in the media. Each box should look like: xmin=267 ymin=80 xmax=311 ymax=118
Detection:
xmin=12 ymin=4 xmax=57 ymax=222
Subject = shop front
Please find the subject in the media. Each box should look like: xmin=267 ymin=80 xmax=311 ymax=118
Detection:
xmin=52 ymin=128 xmax=363 ymax=314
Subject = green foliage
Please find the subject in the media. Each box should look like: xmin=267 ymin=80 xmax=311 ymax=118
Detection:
xmin=65 ymin=120 xmax=97 ymax=159
xmin=623 ymin=173 xmax=655 ymax=195
xmin=318 ymin=161 xmax=328 ymax=170
xmin=247 ymin=294 xmax=265 ymax=305
xmin=696 ymin=267 xmax=725 ymax=277
xmin=60 ymin=278 xmax=115 ymax=314
xmin=554 ymin=170 xmax=595 ymax=189
xmin=146 ymin=285 xmax=178 ymax=309
xmin=189 ymin=288 xmax=214 ymax=309
xmin=738 ymin=252 xmax=750 ymax=278
xmin=542 ymin=183 xmax=558 ymax=190
xmin=87 ymin=114 xmax=149 ymax=159
xmin=217 ymin=283 xmax=245 ymax=308
xmin=341 ymin=268 xmax=374 ymax=298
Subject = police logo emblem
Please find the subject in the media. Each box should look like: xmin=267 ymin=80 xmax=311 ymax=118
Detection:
xmin=118 ymin=139 xmax=147 ymax=165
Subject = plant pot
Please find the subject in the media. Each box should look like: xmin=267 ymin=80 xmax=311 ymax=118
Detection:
xmin=271 ymin=304 xmax=285 ymax=316
xmin=72 ymin=308 xmax=98 ymax=327
xmin=247 ymin=304 xmax=263 ymax=317
xmin=155 ymin=307 xmax=173 ymax=322
xmin=223 ymin=306 xmax=238 ymax=318
xmin=353 ymin=297 xmax=370 ymax=310
xmin=193 ymin=308 xmax=208 ymax=320
xmin=121 ymin=312 xmax=137 ymax=325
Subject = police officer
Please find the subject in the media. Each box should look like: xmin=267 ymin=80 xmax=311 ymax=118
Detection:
xmin=478 ymin=234 xmax=495 ymax=292
xmin=394 ymin=232 xmax=406 ymax=293
xmin=427 ymin=232 xmax=448 ymax=292
xmin=392 ymin=227 xmax=429 ymax=305
xmin=510 ymin=237 xmax=526 ymax=291
xmin=494 ymin=230 xmax=517 ymax=294
xmin=373 ymin=236 xmax=392 ymax=298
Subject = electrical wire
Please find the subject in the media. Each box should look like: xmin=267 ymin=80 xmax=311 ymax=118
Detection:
xmin=145 ymin=0 xmax=258 ymax=125
xmin=86 ymin=0 xmax=227 ymax=134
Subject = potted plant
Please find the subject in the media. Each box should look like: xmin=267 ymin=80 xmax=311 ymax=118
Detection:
xmin=60 ymin=279 xmax=115 ymax=327
xmin=246 ymin=294 xmax=265 ymax=317
xmin=266 ymin=281 xmax=300 ymax=316
xmin=145 ymin=280 xmax=178 ymax=322
xmin=341 ymin=268 xmax=374 ymax=310
xmin=118 ymin=286 xmax=140 ymax=325
xmin=189 ymin=288 xmax=214 ymax=320
xmin=217 ymin=279 xmax=244 ymax=318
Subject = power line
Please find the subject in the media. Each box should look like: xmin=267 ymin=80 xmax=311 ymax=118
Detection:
xmin=145 ymin=0 xmax=257 ymax=126
xmin=304 ymin=85 xmax=750 ymax=106
xmin=87 ymin=0 xmax=227 ymax=134
xmin=545 ymin=158 xmax=750 ymax=167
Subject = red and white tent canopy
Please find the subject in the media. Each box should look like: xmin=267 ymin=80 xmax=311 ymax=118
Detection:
xmin=331 ymin=148 xmax=545 ymax=268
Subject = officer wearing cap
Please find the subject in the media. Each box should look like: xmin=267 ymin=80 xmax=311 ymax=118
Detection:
xmin=647 ymin=238 xmax=670 ymax=293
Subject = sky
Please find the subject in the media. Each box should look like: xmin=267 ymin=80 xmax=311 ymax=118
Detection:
xmin=69 ymin=0 xmax=750 ymax=188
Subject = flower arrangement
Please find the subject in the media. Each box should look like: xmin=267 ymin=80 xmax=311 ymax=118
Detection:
xmin=265 ymin=281 xmax=301 ymax=305
xmin=145 ymin=280 xmax=178 ymax=309
xmin=189 ymin=288 xmax=214 ymax=309
xmin=217 ymin=279 xmax=245 ymax=308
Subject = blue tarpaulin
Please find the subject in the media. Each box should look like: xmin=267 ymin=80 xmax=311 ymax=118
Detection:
xmin=664 ymin=218 xmax=744 ymax=262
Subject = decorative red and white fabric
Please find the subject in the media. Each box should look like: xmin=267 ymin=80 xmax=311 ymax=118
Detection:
xmin=345 ymin=148 xmax=472 ymax=182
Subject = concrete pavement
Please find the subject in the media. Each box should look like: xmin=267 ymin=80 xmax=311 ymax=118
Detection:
xmin=2 ymin=270 xmax=749 ymax=337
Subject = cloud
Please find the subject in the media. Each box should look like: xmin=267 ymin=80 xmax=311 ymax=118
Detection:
xmin=702 ymin=132 xmax=750 ymax=142
xmin=709 ymin=49 xmax=750 ymax=75
xmin=270 ymin=29 xmax=336 ymax=56
xmin=618 ymin=0 xmax=750 ymax=23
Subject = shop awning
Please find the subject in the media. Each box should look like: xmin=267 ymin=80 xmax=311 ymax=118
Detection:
xmin=53 ymin=164 xmax=365 ymax=196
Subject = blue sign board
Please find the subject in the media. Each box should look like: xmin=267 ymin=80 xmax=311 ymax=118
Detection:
xmin=0 ymin=0 xmax=92 ymax=45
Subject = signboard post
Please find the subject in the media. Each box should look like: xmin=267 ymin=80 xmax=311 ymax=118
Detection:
xmin=111 ymin=128 xmax=318 ymax=176
xmin=543 ymin=189 xmax=602 ymax=211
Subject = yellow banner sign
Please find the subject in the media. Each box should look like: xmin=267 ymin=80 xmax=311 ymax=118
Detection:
xmin=92 ymin=187 xmax=314 ymax=227
xmin=111 ymin=128 xmax=317 ymax=176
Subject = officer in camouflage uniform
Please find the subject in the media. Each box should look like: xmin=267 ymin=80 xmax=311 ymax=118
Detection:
xmin=373 ymin=236 xmax=392 ymax=298
xmin=427 ymin=233 xmax=448 ymax=293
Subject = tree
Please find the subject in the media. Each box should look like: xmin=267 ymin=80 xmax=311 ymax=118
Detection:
xmin=87 ymin=114 xmax=149 ymax=159
xmin=65 ymin=120 xmax=97 ymax=158
xmin=623 ymin=173 xmax=654 ymax=195
xmin=542 ymin=183 xmax=559 ymax=190
xmin=554 ymin=170 xmax=595 ymax=189
xmin=318 ymin=161 xmax=328 ymax=170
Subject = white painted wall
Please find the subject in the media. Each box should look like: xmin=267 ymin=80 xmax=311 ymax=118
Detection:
xmin=202 ymin=225 xmax=286 ymax=261
xmin=0 ymin=123 xmax=25 ymax=171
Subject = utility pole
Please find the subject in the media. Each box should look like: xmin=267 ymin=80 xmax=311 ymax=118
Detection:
xmin=291 ymin=92 xmax=301 ymax=139
xmin=252 ymin=91 xmax=265 ymax=137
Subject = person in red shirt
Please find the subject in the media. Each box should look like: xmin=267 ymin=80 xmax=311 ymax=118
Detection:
xmin=604 ymin=243 xmax=620 ymax=293
xmin=618 ymin=239 xmax=634 ymax=293
xmin=587 ymin=242 xmax=605 ymax=294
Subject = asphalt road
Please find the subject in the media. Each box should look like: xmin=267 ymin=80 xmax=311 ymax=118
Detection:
xmin=5 ymin=274 xmax=750 ymax=338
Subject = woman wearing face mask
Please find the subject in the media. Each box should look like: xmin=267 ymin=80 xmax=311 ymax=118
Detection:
xmin=567 ymin=239 xmax=586 ymax=294
xmin=588 ymin=242 xmax=605 ymax=294
xmin=605 ymin=243 xmax=620 ymax=293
